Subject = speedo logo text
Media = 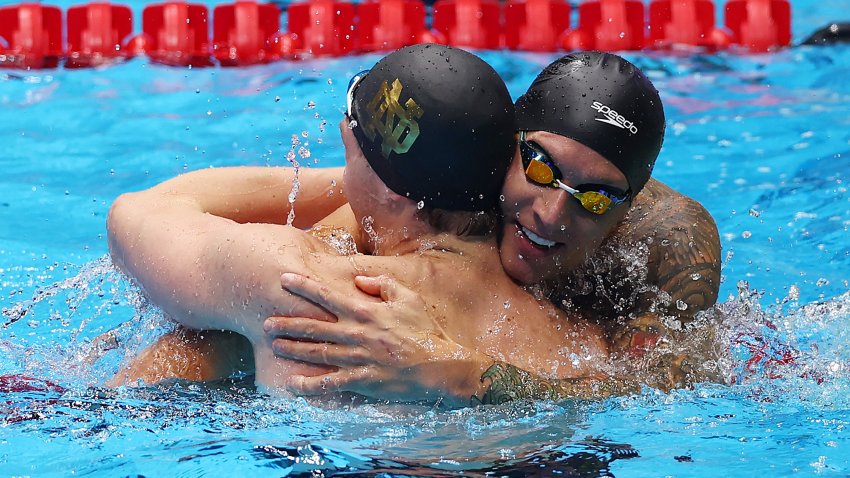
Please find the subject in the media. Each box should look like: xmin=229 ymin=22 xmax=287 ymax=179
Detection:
xmin=591 ymin=101 xmax=638 ymax=134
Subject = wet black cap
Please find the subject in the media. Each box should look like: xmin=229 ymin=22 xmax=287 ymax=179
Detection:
xmin=349 ymin=44 xmax=515 ymax=211
xmin=515 ymin=51 xmax=665 ymax=195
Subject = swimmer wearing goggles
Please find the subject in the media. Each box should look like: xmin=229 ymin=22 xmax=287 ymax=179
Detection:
xmin=518 ymin=131 xmax=630 ymax=215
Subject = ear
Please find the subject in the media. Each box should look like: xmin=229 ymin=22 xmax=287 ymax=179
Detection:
xmin=380 ymin=184 xmax=413 ymax=211
xmin=340 ymin=121 xmax=362 ymax=158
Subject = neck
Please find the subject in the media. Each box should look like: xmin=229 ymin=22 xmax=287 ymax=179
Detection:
xmin=358 ymin=215 xmax=497 ymax=259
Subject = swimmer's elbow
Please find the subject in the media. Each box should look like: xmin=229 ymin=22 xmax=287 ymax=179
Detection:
xmin=106 ymin=191 xmax=147 ymax=272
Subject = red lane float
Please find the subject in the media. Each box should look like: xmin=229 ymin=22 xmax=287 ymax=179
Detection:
xmin=213 ymin=1 xmax=281 ymax=65
xmin=0 ymin=3 xmax=63 ymax=69
xmin=281 ymin=0 xmax=355 ymax=58
xmin=504 ymin=0 xmax=570 ymax=52
xmin=726 ymin=0 xmax=791 ymax=52
xmin=432 ymin=0 xmax=501 ymax=50
xmin=562 ymin=0 xmax=645 ymax=51
xmin=357 ymin=0 xmax=443 ymax=52
xmin=0 ymin=0 xmax=795 ymax=69
xmin=66 ymin=2 xmax=137 ymax=68
xmin=648 ymin=0 xmax=731 ymax=50
xmin=140 ymin=2 xmax=213 ymax=67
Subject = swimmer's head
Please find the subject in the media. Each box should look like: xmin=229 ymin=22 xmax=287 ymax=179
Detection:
xmin=347 ymin=44 xmax=515 ymax=211
xmin=515 ymin=51 xmax=665 ymax=195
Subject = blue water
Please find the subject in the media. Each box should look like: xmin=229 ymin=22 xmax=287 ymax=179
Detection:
xmin=2 ymin=0 xmax=850 ymax=475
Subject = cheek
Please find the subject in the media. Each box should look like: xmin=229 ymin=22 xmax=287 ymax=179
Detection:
xmin=501 ymin=166 xmax=531 ymax=213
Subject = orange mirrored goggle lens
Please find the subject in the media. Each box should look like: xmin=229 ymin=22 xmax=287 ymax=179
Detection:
xmin=519 ymin=133 xmax=627 ymax=215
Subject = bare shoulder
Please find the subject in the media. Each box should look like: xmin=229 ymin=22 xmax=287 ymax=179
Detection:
xmin=618 ymin=178 xmax=722 ymax=316
xmin=557 ymin=179 xmax=721 ymax=321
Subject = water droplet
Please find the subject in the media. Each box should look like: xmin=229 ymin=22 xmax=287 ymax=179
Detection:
xmin=742 ymin=231 xmax=752 ymax=239
xmin=417 ymin=200 xmax=425 ymax=210
xmin=274 ymin=96 xmax=281 ymax=102
xmin=784 ymin=285 xmax=799 ymax=301
xmin=306 ymin=101 xmax=316 ymax=109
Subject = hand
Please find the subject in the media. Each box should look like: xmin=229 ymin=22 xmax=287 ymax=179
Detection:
xmin=265 ymin=273 xmax=491 ymax=405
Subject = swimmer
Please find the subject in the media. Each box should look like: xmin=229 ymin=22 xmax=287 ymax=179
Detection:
xmin=266 ymin=52 xmax=723 ymax=399
xmin=107 ymin=44 xmax=613 ymax=403
xmin=109 ymin=50 xmax=722 ymax=402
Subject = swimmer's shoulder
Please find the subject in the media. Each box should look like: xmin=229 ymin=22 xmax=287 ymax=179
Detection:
xmin=625 ymin=178 xmax=722 ymax=313
xmin=623 ymin=178 xmax=718 ymax=246
xmin=312 ymin=203 xmax=367 ymax=252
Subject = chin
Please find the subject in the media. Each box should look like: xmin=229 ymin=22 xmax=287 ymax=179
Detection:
xmin=500 ymin=247 xmax=537 ymax=286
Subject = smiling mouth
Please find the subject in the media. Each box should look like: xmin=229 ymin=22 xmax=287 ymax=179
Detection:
xmin=518 ymin=224 xmax=560 ymax=249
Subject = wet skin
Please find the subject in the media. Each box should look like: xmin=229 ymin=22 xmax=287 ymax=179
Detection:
xmin=499 ymin=131 xmax=632 ymax=286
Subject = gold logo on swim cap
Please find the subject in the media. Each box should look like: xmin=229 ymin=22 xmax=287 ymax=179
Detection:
xmin=362 ymin=79 xmax=424 ymax=158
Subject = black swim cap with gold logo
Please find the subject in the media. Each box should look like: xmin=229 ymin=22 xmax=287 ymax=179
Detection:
xmin=348 ymin=44 xmax=516 ymax=211
xmin=515 ymin=51 xmax=665 ymax=195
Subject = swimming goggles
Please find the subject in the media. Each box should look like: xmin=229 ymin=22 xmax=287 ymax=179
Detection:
xmin=519 ymin=131 xmax=630 ymax=215
xmin=345 ymin=69 xmax=370 ymax=120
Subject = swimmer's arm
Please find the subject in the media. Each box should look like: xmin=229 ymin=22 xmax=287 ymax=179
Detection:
xmin=106 ymin=329 xmax=254 ymax=387
xmin=644 ymin=191 xmax=722 ymax=317
xmin=594 ymin=197 xmax=724 ymax=390
xmin=468 ymin=362 xmax=639 ymax=405
xmin=124 ymin=166 xmax=347 ymax=229
xmin=108 ymin=188 xmax=329 ymax=335
xmin=267 ymin=274 xmax=638 ymax=406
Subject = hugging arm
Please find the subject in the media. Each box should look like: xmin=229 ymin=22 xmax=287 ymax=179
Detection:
xmin=262 ymin=186 xmax=725 ymax=403
xmin=106 ymin=166 xmax=342 ymax=385
xmin=603 ymin=190 xmax=725 ymax=388
xmin=265 ymin=274 xmax=636 ymax=407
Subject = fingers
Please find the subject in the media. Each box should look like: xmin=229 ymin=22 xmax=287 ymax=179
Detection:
xmin=285 ymin=367 xmax=369 ymax=396
xmin=281 ymin=297 xmax=337 ymax=323
xmin=354 ymin=274 xmax=411 ymax=302
xmin=281 ymin=272 xmax=375 ymax=317
xmin=263 ymin=316 xmax=360 ymax=345
xmin=352 ymin=275 xmax=383 ymax=297
xmin=272 ymin=339 xmax=369 ymax=367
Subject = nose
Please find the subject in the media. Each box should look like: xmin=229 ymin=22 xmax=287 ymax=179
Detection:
xmin=531 ymin=189 xmax=570 ymax=230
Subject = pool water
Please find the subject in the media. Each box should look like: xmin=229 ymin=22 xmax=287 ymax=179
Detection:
xmin=2 ymin=0 xmax=850 ymax=475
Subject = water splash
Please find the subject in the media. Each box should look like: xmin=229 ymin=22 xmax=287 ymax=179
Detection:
xmin=1 ymin=256 xmax=171 ymax=388
xmin=285 ymin=134 xmax=302 ymax=226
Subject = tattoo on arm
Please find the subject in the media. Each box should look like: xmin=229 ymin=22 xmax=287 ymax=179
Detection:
xmin=469 ymin=363 xmax=636 ymax=406
xmin=652 ymin=199 xmax=722 ymax=315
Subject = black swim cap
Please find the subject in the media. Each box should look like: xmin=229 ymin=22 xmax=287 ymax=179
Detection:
xmin=515 ymin=51 xmax=665 ymax=194
xmin=349 ymin=44 xmax=515 ymax=211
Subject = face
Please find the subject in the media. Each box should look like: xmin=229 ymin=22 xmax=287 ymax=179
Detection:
xmin=499 ymin=131 xmax=631 ymax=285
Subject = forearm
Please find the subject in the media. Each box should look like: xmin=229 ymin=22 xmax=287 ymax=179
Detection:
xmin=469 ymin=362 xmax=639 ymax=405
xmin=108 ymin=190 xmax=304 ymax=334
xmin=606 ymin=312 xmax=726 ymax=391
xmin=131 ymin=166 xmax=346 ymax=228
xmin=107 ymin=329 xmax=254 ymax=387
xmin=428 ymin=351 xmax=635 ymax=407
